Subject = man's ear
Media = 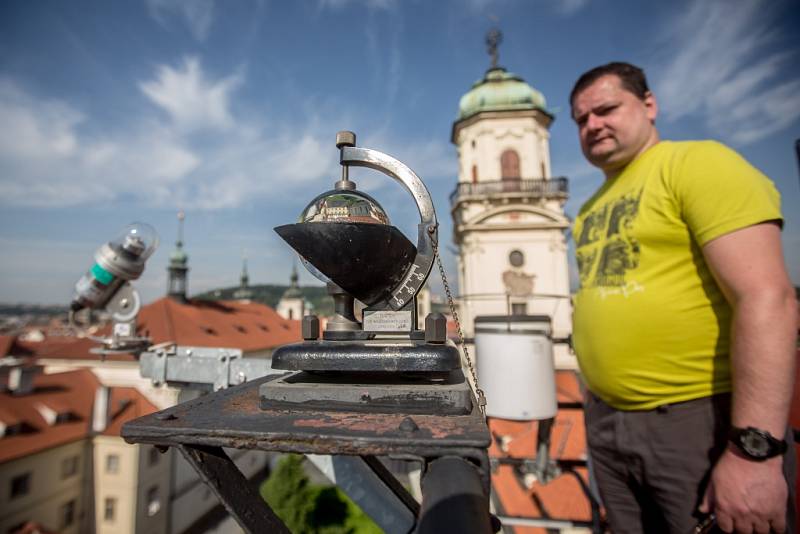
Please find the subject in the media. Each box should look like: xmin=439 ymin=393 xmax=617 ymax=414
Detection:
xmin=643 ymin=91 xmax=658 ymax=124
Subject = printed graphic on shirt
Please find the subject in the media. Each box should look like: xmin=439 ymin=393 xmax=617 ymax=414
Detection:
xmin=576 ymin=190 xmax=642 ymax=288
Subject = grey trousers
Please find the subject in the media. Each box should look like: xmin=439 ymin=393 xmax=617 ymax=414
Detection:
xmin=584 ymin=392 xmax=796 ymax=533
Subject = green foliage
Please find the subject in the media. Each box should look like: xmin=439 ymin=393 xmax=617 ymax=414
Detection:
xmin=260 ymin=454 xmax=384 ymax=534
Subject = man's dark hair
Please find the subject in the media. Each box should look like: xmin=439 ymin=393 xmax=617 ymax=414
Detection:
xmin=569 ymin=62 xmax=650 ymax=108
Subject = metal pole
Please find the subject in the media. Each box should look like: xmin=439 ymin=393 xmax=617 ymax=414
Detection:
xmin=416 ymin=456 xmax=493 ymax=534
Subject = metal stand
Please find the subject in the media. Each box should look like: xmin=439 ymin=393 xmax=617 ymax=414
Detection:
xmin=122 ymin=372 xmax=493 ymax=534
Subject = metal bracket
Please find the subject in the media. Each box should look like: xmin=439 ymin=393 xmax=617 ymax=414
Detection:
xmin=139 ymin=346 xmax=277 ymax=391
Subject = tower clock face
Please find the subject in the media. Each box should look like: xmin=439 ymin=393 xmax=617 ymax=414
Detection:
xmin=509 ymin=250 xmax=525 ymax=267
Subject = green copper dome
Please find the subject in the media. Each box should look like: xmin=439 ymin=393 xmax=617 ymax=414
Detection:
xmin=458 ymin=67 xmax=547 ymax=120
xmin=169 ymin=241 xmax=188 ymax=266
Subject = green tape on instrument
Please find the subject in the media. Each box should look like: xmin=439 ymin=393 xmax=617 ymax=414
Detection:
xmin=90 ymin=263 xmax=114 ymax=285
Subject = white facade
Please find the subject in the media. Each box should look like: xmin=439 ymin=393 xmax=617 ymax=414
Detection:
xmin=276 ymin=296 xmax=304 ymax=321
xmin=452 ymin=109 xmax=575 ymax=369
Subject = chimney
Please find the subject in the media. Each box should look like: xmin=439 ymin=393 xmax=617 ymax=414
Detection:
xmin=93 ymin=386 xmax=111 ymax=433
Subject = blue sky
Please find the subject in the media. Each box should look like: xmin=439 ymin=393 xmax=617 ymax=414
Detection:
xmin=1 ymin=0 xmax=798 ymax=305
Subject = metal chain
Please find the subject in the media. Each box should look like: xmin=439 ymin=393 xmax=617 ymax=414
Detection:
xmin=431 ymin=237 xmax=487 ymax=417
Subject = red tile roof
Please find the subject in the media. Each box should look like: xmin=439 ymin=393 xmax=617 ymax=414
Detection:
xmin=0 ymin=335 xmax=15 ymax=356
xmin=102 ymin=386 xmax=158 ymax=437
xmin=0 ymin=369 xmax=158 ymax=464
xmin=489 ymin=370 xmax=598 ymax=533
xmin=137 ymin=297 xmax=301 ymax=353
xmin=5 ymin=297 xmax=302 ymax=362
xmin=0 ymin=369 xmax=99 ymax=464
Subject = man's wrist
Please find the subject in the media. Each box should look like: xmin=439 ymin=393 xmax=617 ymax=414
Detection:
xmin=728 ymin=426 xmax=788 ymax=461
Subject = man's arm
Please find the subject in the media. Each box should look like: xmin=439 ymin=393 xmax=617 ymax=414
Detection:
xmin=699 ymin=221 xmax=797 ymax=533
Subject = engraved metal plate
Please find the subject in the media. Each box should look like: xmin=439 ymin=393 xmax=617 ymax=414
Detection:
xmin=363 ymin=310 xmax=413 ymax=332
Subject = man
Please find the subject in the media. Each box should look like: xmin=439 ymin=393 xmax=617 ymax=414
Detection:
xmin=570 ymin=62 xmax=797 ymax=533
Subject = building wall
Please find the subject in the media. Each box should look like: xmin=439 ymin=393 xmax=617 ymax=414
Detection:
xmin=169 ymin=448 xmax=271 ymax=534
xmin=453 ymin=112 xmax=575 ymax=369
xmin=455 ymin=114 xmax=552 ymax=183
xmin=276 ymin=297 xmax=304 ymax=321
xmin=0 ymin=439 xmax=93 ymax=534
xmin=94 ymin=436 xmax=169 ymax=534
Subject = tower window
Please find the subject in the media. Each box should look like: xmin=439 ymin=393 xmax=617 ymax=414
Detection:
xmin=500 ymin=149 xmax=521 ymax=179
xmin=509 ymin=250 xmax=525 ymax=268
xmin=471 ymin=165 xmax=478 ymax=184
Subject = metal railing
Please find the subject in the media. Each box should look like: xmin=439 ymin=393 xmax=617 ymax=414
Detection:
xmin=449 ymin=177 xmax=569 ymax=205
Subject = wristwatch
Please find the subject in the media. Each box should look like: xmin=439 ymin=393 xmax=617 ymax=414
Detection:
xmin=728 ymin=426 xmax=788 ymax=461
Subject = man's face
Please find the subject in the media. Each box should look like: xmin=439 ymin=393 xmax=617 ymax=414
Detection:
xmin=571 ymin=75 xmax=658 ymax=174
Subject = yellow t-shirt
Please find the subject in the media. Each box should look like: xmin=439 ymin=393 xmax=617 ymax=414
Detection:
xmin=572 ymin=140 xmax=782 ymax=410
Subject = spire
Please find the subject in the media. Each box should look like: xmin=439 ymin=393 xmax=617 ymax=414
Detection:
xmin=290 ymin=262 xmax=298 ymax=288
xmin=240 ymin=253 xmax=250 ymax=288
xmin=233 ymin=251 xmax=254 ymax=301
xmin=486 ymin=28 xmax=502 ymax=70
xmin=167 ymin=210 xmax=189 ymax=301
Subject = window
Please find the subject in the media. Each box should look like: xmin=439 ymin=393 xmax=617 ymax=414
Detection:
xmin=511 ymin=302 xmax=528 ymax=315
xmin=509 ymin=250 xmax=525 ymax=268
xmin=105 ymin=454 xmax=119 ymax=474
xmin=500 ymin=149 xmax=521 ymax=179
xmin=61 ymin=455 xmax=79 ymax=479
xmin=148 ymin=446 xmax=160 ymax=467
xmin=10 ymin=473 xmax=30 ymax=499
xmin=288 ymin=309 xmax=294 ymax=320
xmin=471 ymin=164 xmax=478 ymax=184
xmin=104 ymin=497 xmax=116 ymax=521
xmin=146 ymin=486 xmax=161 ymax=517
xmin=60 ymin=499 xmax=76 ymax=529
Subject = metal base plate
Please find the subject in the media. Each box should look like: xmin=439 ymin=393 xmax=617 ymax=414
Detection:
xmin=121 ymin=372 xmax=490 ymax=459
xmin=259 ymin=369 xmax=473 ymax=415
xmin=271 ymin=340 xmax=461 ymax=372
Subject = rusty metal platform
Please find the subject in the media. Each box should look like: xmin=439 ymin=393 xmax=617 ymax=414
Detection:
xmin=122 ymin=372 xmax=490 ymax=457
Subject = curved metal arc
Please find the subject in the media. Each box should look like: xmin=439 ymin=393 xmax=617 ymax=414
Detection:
xmin=340 ymin=146 xmax=437 ymax=227
xmin=341 ymin=145 xmax=439 ymax=311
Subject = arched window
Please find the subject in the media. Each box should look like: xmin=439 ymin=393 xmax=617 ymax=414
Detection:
xmin=471 ymin=165 xmax=478 ymax=184
xmin=501 ymin=149 xmax=520 ymax=179
xmin=501 ymin=149 xmax=521 ymax=191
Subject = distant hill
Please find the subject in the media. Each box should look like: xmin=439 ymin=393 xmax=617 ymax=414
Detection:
xmin=194 ymin=284 xmax=334 ymax=316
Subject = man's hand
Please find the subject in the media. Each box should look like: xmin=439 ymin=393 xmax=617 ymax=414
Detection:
xmin=700 ymin=448 xmax=787 ymax=533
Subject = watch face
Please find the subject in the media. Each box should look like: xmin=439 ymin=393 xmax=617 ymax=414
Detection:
xmin=741 ymin=432 xmax=770 ymax=457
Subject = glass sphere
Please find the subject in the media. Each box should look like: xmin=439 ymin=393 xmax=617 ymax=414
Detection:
xmin=298 ymin=190 xmax=390 ymax=225
xmin=109 ymin=222 xmax=159 ymax=260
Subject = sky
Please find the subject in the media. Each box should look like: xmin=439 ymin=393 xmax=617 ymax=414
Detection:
xmin=1 ymin=0 xmax=799 ymax=305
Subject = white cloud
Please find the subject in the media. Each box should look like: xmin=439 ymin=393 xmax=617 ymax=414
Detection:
xmin=0 ymin=56 xmax=452 ymax=213
xmin=140 ymin=57 xmax=242 ymax=132
xmin=0 ymin=81 xmax=200 ymax=207
xmin=653 ymin=0 xmax=800 ymax=145
xmin=146 ymin=0 xmax=215 ymax=41
xmin=317 ymin=0 xmax=395 ymax=10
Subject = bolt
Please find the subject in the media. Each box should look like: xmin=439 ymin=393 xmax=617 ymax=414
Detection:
xmin=399 ymin=416 xmax=419 ymax=433
xmin=120 ymin=298 xmax=129 ymax=308
xmin=186 ymin=349 xmax=193 ymax=356
xmin=236 ymin=372 xmax=246 ymax=384
xmin=155 ymin=412 xmax=176 ymax=421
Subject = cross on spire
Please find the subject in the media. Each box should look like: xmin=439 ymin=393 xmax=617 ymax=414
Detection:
xmin=486 ymin=28 xmax=502 ymax=69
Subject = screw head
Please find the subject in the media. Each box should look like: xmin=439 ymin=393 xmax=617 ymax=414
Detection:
xmin=399 ymin=416 xmax=419 ymax=433
xmin=155 ymin=412 xmax=176 ymax=421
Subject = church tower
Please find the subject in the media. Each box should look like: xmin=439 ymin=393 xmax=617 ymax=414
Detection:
xmin=233 ymin=254 xmax=254 ymax=301
xmin=167 ymin=210 xmax=189 ymax=301
xmin=276 ymin=263 xmax=305 ymax=320
xmin=451 ymin=30 xmax=573 ymax=367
